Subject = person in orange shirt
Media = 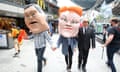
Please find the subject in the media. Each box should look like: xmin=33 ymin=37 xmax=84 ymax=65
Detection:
xmin=11 ymin=27 xmax=19 ymax=38
xmin=13 ymin=29 xmax=27 ymax=57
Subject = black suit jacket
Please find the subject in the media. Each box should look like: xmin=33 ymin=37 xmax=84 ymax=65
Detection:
xmin=77 ymin=27 xmax=95 ymax=50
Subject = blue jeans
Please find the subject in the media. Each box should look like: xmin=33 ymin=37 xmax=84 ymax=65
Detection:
xmin=107 ymin=47 xmax=119 ymax=72
xmin=35 ymin=47 xmax=46 ymax=72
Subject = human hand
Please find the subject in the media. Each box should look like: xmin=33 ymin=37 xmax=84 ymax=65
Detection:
xmin=24 ymin=36 xmax=29 ymax=40
xmin=101 ymin=45 xmax=104 ymax=48
xmin=52 ymin=47 xmax=57 ymax=51
xmin=74 ymin=48 xmax=77 ymax=52
xmin=101 ymin=44 xmax=106 ymax=48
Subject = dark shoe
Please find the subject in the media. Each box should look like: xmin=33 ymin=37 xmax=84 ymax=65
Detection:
xmin=66 ymin=65 xmax=71 ymax=71
xmin=13 ymin=52 xmax=19 ymax=57
xmin=66 ymin=65 xmax=69 ymax=70
xmin=67 ymin=69 xmax=71 ymax=72
xmin=67 ymin=67 xmax=71 ymax=72
xmin=106 ymin=62 xmax=110 ymax=67
xmin=44 ymin=60 xmax=47 ymax=66
xmin=82 ymin=67 xmax=86 ymax=72
xmin=18 ymin=50 xmax=20 ymax=53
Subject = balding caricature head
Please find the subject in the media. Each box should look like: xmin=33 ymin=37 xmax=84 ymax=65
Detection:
xmin=24 ymin=4 xmax=49 ymax=34
xmin=82 ymin=19 xmax=89 ymax=27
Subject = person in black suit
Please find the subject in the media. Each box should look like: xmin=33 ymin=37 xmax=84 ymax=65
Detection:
xmin=77 ymin=19 xmax=95 ymax=72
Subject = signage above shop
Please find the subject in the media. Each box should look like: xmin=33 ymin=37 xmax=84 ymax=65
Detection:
xmin=0 ymin=3 xmax=24 ymax=18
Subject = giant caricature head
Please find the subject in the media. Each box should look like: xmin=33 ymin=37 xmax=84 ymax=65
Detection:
xmin=24 ymin=4 xmax=49 ymax=34
xmin=58 ymin=6 xmax=82 ymax=38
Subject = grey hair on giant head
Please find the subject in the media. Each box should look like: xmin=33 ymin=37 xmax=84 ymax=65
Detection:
xmin=24 ymin=3 xmax=45 ymax=16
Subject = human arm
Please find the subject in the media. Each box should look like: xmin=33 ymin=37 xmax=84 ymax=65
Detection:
xmin=57 ymin=35 xmax=62 ymax=48
xmin=44 ymin=31 xmax=56 ymax=50
xmin=102 ymin=34 xmax=114 ymax=47
xmin=102 ymin=27 xmax=115 ymax=48
xmin=73 ymin=37 xmax=78 ymax=52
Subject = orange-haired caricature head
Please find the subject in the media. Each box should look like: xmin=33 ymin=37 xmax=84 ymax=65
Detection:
xmin=58 ymin=6 xmax=82 ymax=38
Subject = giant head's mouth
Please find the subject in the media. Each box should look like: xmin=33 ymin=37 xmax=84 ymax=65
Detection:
xmin=65 ymin=27 xmax=72 ymax=30
xmin=30 ymin=21 xmax=37 ymax=25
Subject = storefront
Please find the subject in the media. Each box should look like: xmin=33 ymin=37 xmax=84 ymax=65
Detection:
xmin=0 ymin=17 xmax=17 ymax=49
xmin=0 ymin=2 xmax=24 ymax=48
xmin=0 ymin=30 xmax=14 ymax=49
xmin=0 ymin=17 xmax=17 ymax=30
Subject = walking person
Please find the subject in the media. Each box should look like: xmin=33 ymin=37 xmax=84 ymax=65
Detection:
xmin=24 ymin=4 xmax=56 ymax=72
xmin=103 ymin=26 xmax=108 ymax=43
xmin=77 ymin=19 xmax=96 ymax=72
xmin=57 ymin=35 xmax=77 ymax=72
xmin=13 ymin=29 xmax=27 ymax=57
xmin=102 ymin=18 xmax=120 ymax=72
xmin=10 ymin=23 xmax=27 ymax=57
xmin=11 ymin=25 xmax=19 ymax=56
xmin=56 ymin=6 xmax=83 ymax=72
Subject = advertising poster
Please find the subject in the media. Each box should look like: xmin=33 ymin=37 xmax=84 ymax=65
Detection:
xmin=0 ymin=34 xmax=7 ymax=47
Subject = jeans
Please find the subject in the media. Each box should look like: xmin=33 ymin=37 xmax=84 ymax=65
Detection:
xmin=35 ymin=47 xmax=46 ymax=72
xmin=107 ymin=47 xmax=119 ymax=72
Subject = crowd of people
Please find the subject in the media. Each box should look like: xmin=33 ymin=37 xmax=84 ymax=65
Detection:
xmin=9 ymin=3 xmax=119 ymax=72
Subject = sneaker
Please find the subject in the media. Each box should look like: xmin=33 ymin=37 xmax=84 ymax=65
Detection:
xmin=13 ymin=52 xmax=19 ymax=57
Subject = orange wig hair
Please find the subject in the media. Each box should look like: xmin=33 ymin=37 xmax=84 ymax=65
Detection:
xmin=59 ymin=6 xmax=82 ymax=16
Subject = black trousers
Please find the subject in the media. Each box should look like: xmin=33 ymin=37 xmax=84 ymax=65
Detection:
xmin=107 ymin=47 xmax=119 ymax=72
xmin=65 ymin=45 xmax=73 ymax=69
xmin=78 ymin=48 xmax=89 ymax=68
xmin=35 ymin=47 xmax=46 ymax=72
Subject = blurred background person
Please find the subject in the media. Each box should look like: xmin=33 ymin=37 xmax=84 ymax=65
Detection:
xmin=102 ymin=18 xmax=120 ymax=72
xmin=77 ymin=19 xmax=95 ymax=72
xmin=10 ymin=23 xmax=27 ymax=57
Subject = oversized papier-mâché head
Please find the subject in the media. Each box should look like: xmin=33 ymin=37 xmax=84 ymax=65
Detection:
xmin=58 ymin=6 xmax=82 ymax=38
xmin=24 ymin=4 xmax=49 ymax=34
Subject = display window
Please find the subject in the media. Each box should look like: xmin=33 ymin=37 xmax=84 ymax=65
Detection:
xmin=0 ymin=17 xmax=17 ymax=31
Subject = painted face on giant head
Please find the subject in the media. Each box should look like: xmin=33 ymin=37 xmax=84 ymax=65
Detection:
xmin=58 ymin=6 xmax=82 ymax=38
xmin=24 ymin=4 xmax=49 ymax=34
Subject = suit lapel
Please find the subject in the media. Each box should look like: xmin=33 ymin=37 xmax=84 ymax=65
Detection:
xmin=85 ymin=27 xmax=88 ymax=34
xmin=81 ymin=27 xmax=84 ymax=35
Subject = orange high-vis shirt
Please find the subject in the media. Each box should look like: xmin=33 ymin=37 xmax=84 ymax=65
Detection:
xmin=11 ymin=28 xmax=19 ymax=38
xmin=17 ymin=29 xmax=27 ymax=44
